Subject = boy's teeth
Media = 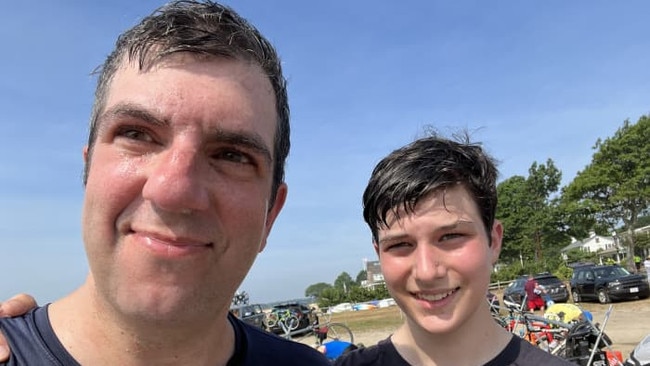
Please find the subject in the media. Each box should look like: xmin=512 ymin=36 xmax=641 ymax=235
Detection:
xmin=418 ymin=290 xmax=453 ymax=301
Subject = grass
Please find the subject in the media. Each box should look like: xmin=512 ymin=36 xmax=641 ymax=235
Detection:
xmin=326 ymin=306 xmax=404 ymax=333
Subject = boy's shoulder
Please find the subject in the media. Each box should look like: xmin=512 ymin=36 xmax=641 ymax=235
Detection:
xmin=333 ymin=337 xmax=409 ymax=366
xmin=488 ymin=335 xmax=574 ymax=366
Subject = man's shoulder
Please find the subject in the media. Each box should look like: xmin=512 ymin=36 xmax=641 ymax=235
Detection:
xmin=232 ymin=317 xmax=330 ymax=365
xmin=0 ymin=305 xmax=78 ymax=365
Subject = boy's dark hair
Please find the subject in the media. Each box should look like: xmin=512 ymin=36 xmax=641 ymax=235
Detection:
xmin=85 ymin=0 xmax=289 ymax=206
xmin=362 ymin=132 xmax=499 ymax=243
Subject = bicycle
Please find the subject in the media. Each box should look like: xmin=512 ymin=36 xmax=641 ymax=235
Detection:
xmin=492 ymin=297 xmax=617 ymax=365
xmin=293 ymin=309 xmax=355 ymax=347
xmin=264 ymin=308 xmax=300 ymax=335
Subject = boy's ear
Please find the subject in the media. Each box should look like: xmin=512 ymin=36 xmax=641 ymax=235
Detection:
xmin=489 ymin=220 xmax=504 ymax=264
xmin=373 ymin=241 xmax=380 ymax=257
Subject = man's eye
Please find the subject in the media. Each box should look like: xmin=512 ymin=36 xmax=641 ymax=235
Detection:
xmin=214 ymin=149 xmax=253 ymax=165
xmin=116 ymin=127 xmax=153 ymax=142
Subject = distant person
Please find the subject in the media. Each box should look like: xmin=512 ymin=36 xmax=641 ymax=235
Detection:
xmin=525 ymin=274 xmax=546 ymax=313
xmin=335 ymin=134 xmax=572 ymax=365
xmin=644 ymin=256 xmax=650 ymax=282
xmin=0 ymin=1 xmax=330 ymax=364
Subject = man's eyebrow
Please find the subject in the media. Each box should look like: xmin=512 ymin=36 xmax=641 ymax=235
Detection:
xmin=212 ymin=129 xmax=273 ymax=165
xmin=98 ymin=103 xmax=274 ymax=165
xmin=98 ymin=103 xmax=167 ymax=127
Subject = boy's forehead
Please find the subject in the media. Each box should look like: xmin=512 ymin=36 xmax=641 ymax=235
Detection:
xmin=379 ymin=187 xmax=478 ymax=230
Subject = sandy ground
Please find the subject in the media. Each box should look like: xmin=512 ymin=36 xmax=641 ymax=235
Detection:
xmin=330 ymin=297 xmax=650 ymax=360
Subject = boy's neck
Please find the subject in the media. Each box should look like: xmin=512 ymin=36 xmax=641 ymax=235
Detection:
xmin=392 ymin=308 xmax=511 ymax=365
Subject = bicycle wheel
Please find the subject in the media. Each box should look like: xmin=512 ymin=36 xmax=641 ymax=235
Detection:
xmin=285 ymin=316 xmax=300 ymax=331
xmin=264 ymin=312 xmax=278 ymax=328
xmin=323 ymin=323 xmax=354 ymax=344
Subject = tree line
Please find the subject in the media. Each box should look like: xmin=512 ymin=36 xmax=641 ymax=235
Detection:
xmin=304 ymin=270 xmax=391 ymax=308
xmin=494 ymin=115 xmax=649 ymax=280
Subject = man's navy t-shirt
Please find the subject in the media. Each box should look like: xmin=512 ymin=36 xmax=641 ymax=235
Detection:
xmin=0 ymin=305 xmax=329 ymax=365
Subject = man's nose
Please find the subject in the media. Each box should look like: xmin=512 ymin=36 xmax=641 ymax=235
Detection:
xmin=142 ymin=146 xmax=210 ymax=213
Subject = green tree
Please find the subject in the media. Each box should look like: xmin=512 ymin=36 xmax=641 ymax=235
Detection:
xmin=318 ymin=287 xmax=346 ymax=308
xmin=634 ymin=215 xmax=650 ymax=229
xmin=355 ymin=270 xmax=367 ymax=285
xmin=334 ymin=272 xmax=355 ymax=292
xmin=304 ymin=282 xmax=332 ymax=298
xmin=563 ymin=116 xmax=650 ymax=271
xmin=370 ymin=283 xmax=390 ymax=300
xmin=496 ymin=159 xmax=568 ymax=267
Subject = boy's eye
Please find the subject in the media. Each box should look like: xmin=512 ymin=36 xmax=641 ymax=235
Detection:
xmin=440 ymin=233 xmax=464 ymax=241
xmin=384 ymin=242 xmax=411 ymax=251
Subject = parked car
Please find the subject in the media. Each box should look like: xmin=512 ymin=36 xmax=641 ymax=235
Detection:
xmin=229 ymin=303 xmax=266 ymax=330
xmin=570 ymin=264 xmax=650 ymax=304
xmin=267 ymin=302 xmax=317 ymax=335
xmin=503 ymin=273 xmax=570 ymax=308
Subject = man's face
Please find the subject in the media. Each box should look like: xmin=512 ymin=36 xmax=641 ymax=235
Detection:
xmin=374 ymin=185 xmax=502 ymax=335
xmin=81 ymin=54 xmax=286 ymax=322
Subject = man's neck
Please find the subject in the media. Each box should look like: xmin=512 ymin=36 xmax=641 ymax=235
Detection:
xmin=48 ymin=284 xmax=235 ymax=365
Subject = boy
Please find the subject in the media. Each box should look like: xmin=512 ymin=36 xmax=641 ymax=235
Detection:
xmin=336 ymin=134 xmax=572 ymax=365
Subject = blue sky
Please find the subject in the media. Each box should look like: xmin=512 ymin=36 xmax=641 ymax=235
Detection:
xmin=1 ymin=1 xmax=648 ymax=304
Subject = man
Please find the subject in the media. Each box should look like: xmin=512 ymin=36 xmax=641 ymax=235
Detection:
xmin=335 ymin=134 xmax=572 ymax=365
xmin=644 ymin=255 xmax=650 ymax=282
xmin=525 ymin=274 xmax=546 ymax=313
xmin=0 ymin=1 xmax=329 ymax=364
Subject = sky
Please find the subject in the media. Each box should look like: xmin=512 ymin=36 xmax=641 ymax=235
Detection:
xmin=1 ymin=1 xmax=649 ymax=305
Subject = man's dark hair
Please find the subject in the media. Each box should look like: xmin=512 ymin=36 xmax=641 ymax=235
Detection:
xmin=362 ymin=132 xmax=499 ymax=243
xmin=85 ymin=0 xmax=289 ymax=204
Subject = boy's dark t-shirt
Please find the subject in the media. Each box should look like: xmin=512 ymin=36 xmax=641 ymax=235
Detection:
xmin=0 ymin=304 xmax=330 ymax=365
xmin=334 ymin=334 xmax=574 ymax=366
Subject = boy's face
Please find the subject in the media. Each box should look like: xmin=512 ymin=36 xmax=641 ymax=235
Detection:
xmin=374 ymin=185 xmax=502 ymax=335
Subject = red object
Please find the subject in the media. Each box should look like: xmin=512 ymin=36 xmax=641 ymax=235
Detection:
xmin=605 ymin=350 xmax=623 ymax=365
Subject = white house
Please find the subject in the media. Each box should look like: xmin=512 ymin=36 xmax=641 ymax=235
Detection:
xmin=561 ymin=231 xmax=621 ymax=264
xmin=561 ymin=225 xmax=650 ymax=264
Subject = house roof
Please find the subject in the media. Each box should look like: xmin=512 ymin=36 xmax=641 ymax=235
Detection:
xmin=561 ymin=240 xmax=585 ymax=252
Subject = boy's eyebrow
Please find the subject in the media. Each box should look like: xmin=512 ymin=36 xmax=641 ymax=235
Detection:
xmin=377 ymin=220 xmax=475 ymax=245
xmin=98 ymin=103 xmax=273 ymax=165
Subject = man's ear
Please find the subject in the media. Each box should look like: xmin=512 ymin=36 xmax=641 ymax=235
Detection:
xmin=259 ymin=182 xmax=288 ymax=253
xmin=82 ymin=145 xmax=89 ymax=163
xmin=373 ymin=241 xmax=380 ymax=257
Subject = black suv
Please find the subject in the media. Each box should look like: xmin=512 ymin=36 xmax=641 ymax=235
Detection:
xmin=229 ymin=303 xmax=266 ymax=330
xmin=570 ymin=264 xmax=650 ymax=303
xmin=503 ymin=273 xmax=570 ymax=307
